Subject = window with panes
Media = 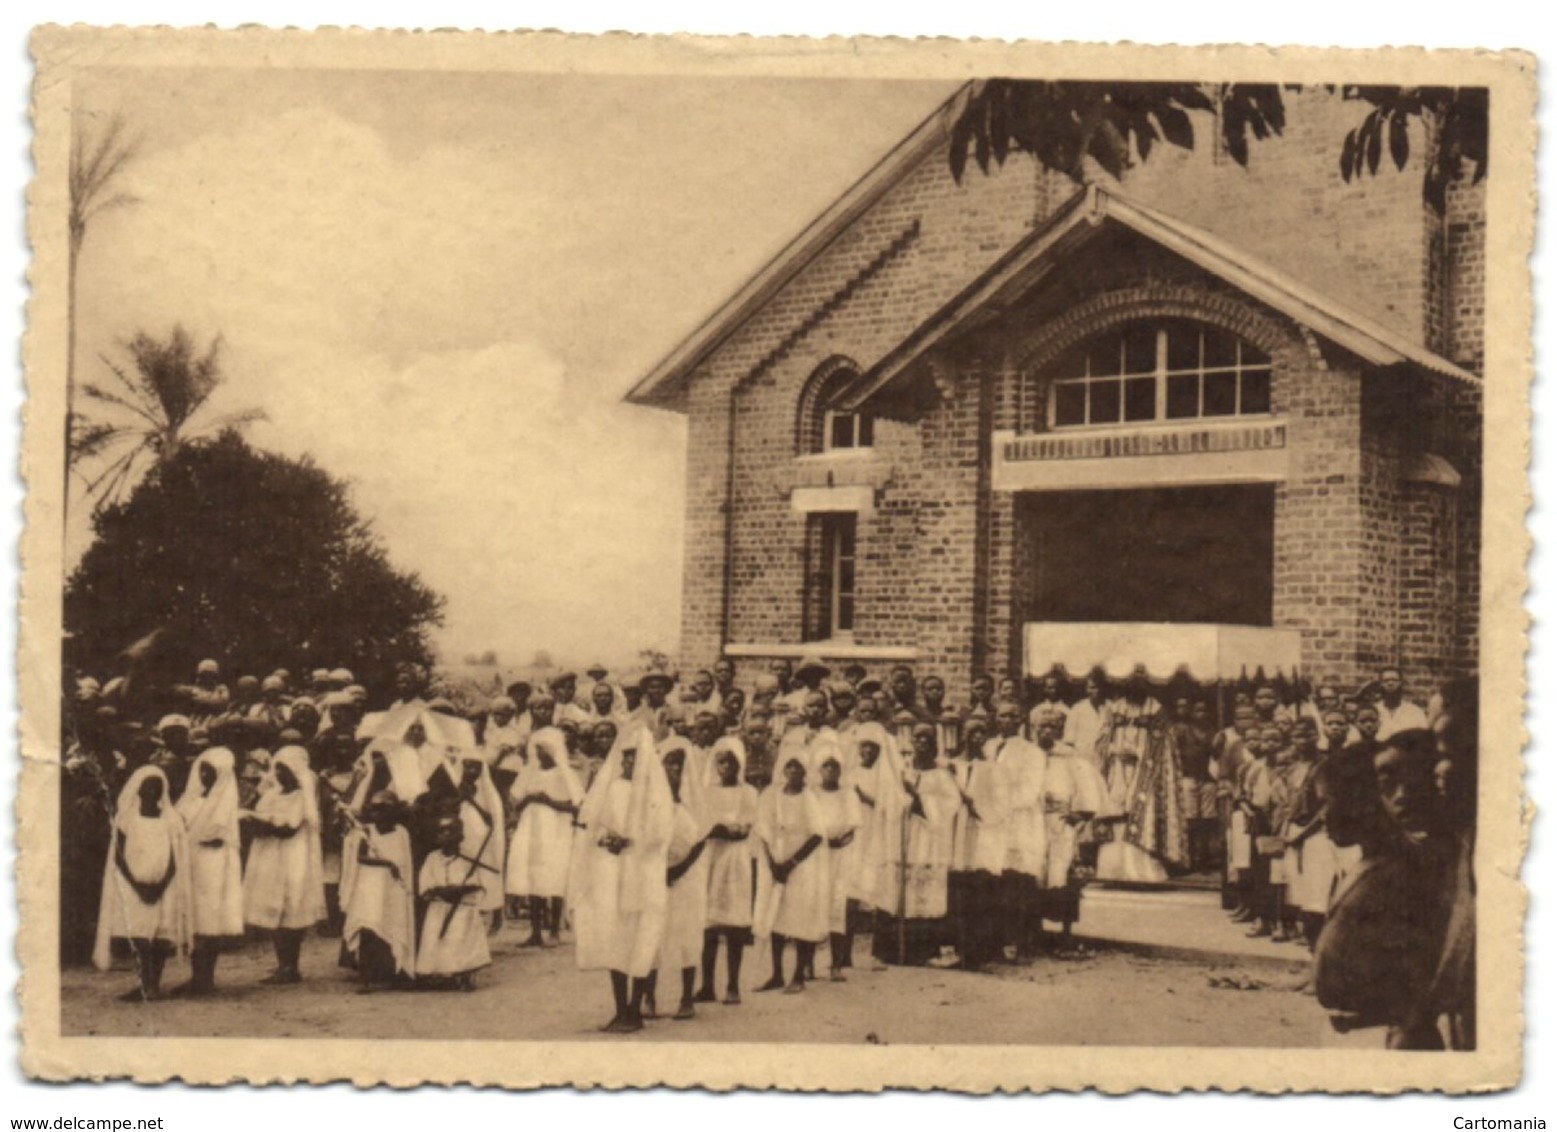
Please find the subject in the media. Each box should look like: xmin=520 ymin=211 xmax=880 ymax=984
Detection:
xmin=1046 ymin=320 xmax=1273 ymax=429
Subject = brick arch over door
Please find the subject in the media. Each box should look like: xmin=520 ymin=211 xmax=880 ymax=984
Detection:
xmin=794 ymin=355 xmax=865 ymax=455
xmin=1010 ymin=284 xmax=1312 ymax=430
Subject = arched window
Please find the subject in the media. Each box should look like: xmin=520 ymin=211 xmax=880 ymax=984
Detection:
xmin=1044 ymin=320 xmax=1273 ymax=429
xmin=799 ymin=358 xmax=874 ymax=454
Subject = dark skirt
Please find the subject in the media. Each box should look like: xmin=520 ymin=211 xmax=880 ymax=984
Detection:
xmin=1038 ymin=886 xmax=1082 ymax=925
xmin=338 ymin=929 xmax=400 ymax=983
xmin=950 ymin=870 xmax=1004 ymax=966
xmin=870 ymin=910 xmax=949 ymax=967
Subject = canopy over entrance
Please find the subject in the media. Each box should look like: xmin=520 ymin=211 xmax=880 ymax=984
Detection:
xmin=1023 ymin=622 xmax=1304 ymax=684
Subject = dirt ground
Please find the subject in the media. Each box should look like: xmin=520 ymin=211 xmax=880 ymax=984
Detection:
xmin=61 ymin=920 xmax=1328 ymax=1047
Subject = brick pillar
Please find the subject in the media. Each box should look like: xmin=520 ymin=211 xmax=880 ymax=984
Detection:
xmin=1271 ymin=349 xmax=1369 ymax=690
xmin=1398 ymin=468 xmax=1460 ymax=694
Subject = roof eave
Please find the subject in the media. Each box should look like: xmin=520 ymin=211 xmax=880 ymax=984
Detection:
xmin=623 ymin=82 xmax=975 ymax=411
xmin=846 ymin=182 xmax=1479 ymax=414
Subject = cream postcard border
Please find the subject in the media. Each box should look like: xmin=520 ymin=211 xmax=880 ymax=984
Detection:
xmin=18 ymin=27 xmax=1535 ymax=1092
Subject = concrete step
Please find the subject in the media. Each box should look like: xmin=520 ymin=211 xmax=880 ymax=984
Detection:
xmin=1072 ymin=885 xmax=1313 ymax=971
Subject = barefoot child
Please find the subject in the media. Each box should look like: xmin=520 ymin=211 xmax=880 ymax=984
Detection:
xmin=241 ymin=746 xmax=326 ymax=985
xmin=656 ymin=743 xmax=710 ymax=1020
xmin=417 ymin=815 xmax=491 ymax=990
xmin=173 ymin=747 xmax=244 ymax=996
xmin=506 ymin=731 xmax=582 ymax=947
xmin=340 ymin=789 xmax=417 ymax=991
xmin=694 ymin=738 xmax=758 ymax=1005
xmin=93 ymin=767 xmax=191 ymax=1002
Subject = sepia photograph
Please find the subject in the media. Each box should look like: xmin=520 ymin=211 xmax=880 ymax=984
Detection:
xmin=16 ymin=26 xmax=1534 ymax=1094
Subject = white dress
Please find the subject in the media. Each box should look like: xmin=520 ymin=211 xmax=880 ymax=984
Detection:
xmin=505 ymin=764 xmax=582 ymax=899
xmin=177 ymin=752 xmax=244 ymax=941
xmin=572 ymin=778 xmax=669 ymax=979
xmin=416 ymin=850 xmax=492 ymax=976
xmin=341 ymin=824 xmax=417 ymax=976
xmin=243 ymin=785 xmax=326 ymax=931
xmin=815 ymin=787 xmax=862 ymax=934
xmin=754 ymin=788 xmax=829 ymax=943
xmin=703 ymin=783 xmax=758 ymax=929
xmin=657 ymin=800 xmax=710 ymax=969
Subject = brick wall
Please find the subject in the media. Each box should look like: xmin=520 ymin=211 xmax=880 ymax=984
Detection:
xmin=1119 ymin=88 xmax=1442 ymax=348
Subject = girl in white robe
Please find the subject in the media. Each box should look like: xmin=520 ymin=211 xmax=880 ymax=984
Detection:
xmin=173 ymin=747 xmax=243 ymax=996
xmin=93 ymin=766 xmax=192 ymax=1002
xmin=568 ymin=726 xmax=673 ymax=1033
xmin=241 ymin=746 xmax=326 ymax=984
xmin=654 ymin=742 xmax=711 ymax=1020
xmin=753 ymin=755 xmax=829 ymax=994
xmin=506 ymin=730 xmax=583 ymax=946
xmin=814 ymin=754 xmax=862 ymax=979
xmin=340 ymin=789 xmax=417 ymax=989
xmin=694 ymin=736 xmax=759 ymax=1004
xmin=846 ymin=723 xmax=905 ymax=916
xmin=417 ymin=814 xmax=491 ymax=987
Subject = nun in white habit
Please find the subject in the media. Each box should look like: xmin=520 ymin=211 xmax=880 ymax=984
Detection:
xmin=94 ymin=766 xmax=192 ymax=1002
xmin=568 ymin=725 xmax=673 ymax=1033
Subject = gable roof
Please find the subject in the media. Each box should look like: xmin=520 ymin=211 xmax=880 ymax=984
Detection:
xmin=624 ymin=83 xmax=973 ymax=412
xmin=842 ymin=182 xmax=1480 ymax=412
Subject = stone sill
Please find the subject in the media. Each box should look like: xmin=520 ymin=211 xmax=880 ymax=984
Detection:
xmin=785 ymin=452 xmax=894 ymax=492
xmin=723 ymin=640 xmax=921 ymax=662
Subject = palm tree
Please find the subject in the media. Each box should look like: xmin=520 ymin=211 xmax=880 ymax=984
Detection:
xmin=69 ymin=325 xmax=267 ymax=513
xmin=68 ymin=113 xmax=141 ymax=425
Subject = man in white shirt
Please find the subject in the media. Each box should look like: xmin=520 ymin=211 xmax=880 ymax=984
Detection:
xmin=1374 ymin=666 xmax=1429 ymax=740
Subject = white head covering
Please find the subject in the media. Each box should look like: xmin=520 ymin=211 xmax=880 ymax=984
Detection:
xmin=176 ymin=747 xmax=245 ymax=939
xmin=350 ymin=743 xmax=427 ymax=812
xmin=513 ymin=728 xmax=584 ymax=805
xmin=658 ymin=734 xmax=710 ymax=839
xmin=709 ymin=734 xmax=748 ymax=784
xmin=177 ymin=747 xmax=239 ymax=837
xmin=93 ymin=766 xmax=193 ymax=970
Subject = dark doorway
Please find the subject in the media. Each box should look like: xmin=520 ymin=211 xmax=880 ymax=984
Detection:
xmin=1018 ymin=484 xmax=1275 ymax=625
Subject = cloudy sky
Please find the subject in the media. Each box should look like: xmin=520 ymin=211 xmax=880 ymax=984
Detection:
xmin=69 ymin=66 xmax=953 ymax=667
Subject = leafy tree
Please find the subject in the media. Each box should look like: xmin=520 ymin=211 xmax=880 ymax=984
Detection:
xmin=69 ymin=325 xmax=266 ymax=513
xmin=65 ymin=431 xmax=444 ymax=705
xmin=531 ymin=649 xmax=554 ymax=670
xmin=948 ymin=81 xmax=1486 ymax=214
xmin=1336 ymin=86 xmax=1488 ymax=212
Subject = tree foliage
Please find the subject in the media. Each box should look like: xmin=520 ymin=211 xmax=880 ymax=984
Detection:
xmin=69 ymin=325 xmax=266 ymax=512
xmin=948 ymin=80 xmax=1487 ymax=214
xmin=949 ymin=81 xmax=1286 ymax=184
xmin=65 ymin=431 xmax=444 ymax=701
xmin=1337 ymin=86 xmax=1488 ymax=213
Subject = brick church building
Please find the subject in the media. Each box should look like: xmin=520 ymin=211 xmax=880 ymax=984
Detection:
xmin=627 ymin=85 xmax=1484 ymax=703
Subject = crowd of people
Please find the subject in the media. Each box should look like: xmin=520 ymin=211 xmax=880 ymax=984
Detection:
xmin=61 ymin=652 xmax=1476 ymax=1047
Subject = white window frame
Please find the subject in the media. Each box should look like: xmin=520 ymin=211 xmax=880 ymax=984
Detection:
xmin=821 ymin=407 xmax=874 ymax=452
xmin=1046 ymin=324 xmax=1273 ymax=431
